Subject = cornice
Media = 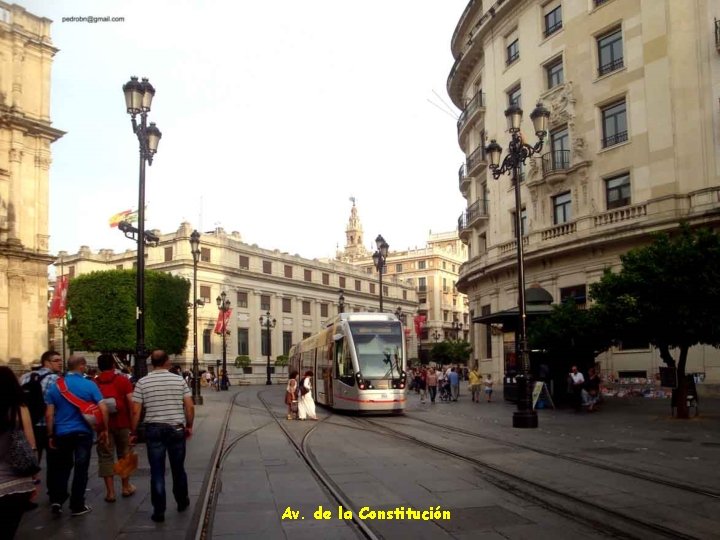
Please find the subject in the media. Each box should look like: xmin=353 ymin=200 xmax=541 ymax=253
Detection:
xmin=0 ymin=108 xmax=65 ymax=141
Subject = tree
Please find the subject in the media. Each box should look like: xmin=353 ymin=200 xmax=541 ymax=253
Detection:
xmin=589 ymin=226 xmax=720 ymax=418
xmin=67 ymin=270 xmax=190 ymax=355
xmin=430 ymin=340 xmax=473 ymax=366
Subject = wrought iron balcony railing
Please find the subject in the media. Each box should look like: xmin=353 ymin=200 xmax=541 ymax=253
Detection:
xmin=457 ymin=91 xmax=485 ymax=132
xmin=715 ymin=18 xmax=720 ymax=50
xmin=598 ymin=57 xmax=624 ymax=77
xmin=458 ymin=163 xmax=467 ymax=189
xmin=541 ymin=150 xmax=570 ymax=175
xmin=466 ymin=144 xmax=486 ymax=174
xmin=602 ymin=130 xmax=628 ymax=148
xmin=458 ymin=199 xmax=489 ymax=232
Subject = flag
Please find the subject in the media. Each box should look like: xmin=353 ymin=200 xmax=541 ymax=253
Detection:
xmin=49 ymin=275 xmax=69 ymax=319
xmin=413 ymin=314 xmax=426 ymax=337
xmin=109 ymin=209 xmax=140 ymax=228
xmin=214 ymin=309 xmax=232 ymax=334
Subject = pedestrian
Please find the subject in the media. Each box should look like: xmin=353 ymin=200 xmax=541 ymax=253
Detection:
xmin=202 ymin=371 xmax=211 ymax=388
xmin=568 ymin=365 xmax=585 ymax=411
xmin=418 ymin=367 xmax=427 ymax=403
xmin=448 ymin=367 xmax=460 ymax=401
xmin=19 ymin=350 xmax=61 ymax=464
xmin=426 ymin=367 xmax=438 ymax=403
xmin=285 ymin=371 xmax=299 ymax=420
xmin=468 ymin=366 xmax=482 ymax=402
xmin=130 ymin=350 xmax=194 ymax=523
xmin=483 ymin=374 xmax=494 ymax=402
xmin=45 ymin=355 xmax=109 ymax=516
xmin=297 ymin=371 xmax=317 ymax=420
xmin=94 ymin=353 xmax=136 ymax=502
xmin=582 ymin=367 xmax=601 ymax=412
xmin=0 ymin=366 xmax=39 ymax=537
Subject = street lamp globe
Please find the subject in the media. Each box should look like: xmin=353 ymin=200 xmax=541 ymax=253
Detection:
xmin=190 ymin=230 xmax=200 ymax=260
xmin=146 ymin=122 xmax=162 ymax=154
xmin=139 ymin=77 xmax=155 ymax=111
xmin=530 ymin=102 xmax=550 ymax=138
xmin=486 ymin=139 xmax=503 ymax=169
xmin=504 ymin=103 xmax=523 ymax=133
xmin=122 ymin=76 xmax=143 ymax=114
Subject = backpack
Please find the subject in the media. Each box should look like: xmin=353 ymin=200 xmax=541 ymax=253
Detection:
xmin=22 ymin=372 xmax=50 ymax=425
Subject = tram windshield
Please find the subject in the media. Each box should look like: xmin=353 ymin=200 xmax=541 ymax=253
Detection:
xmin=348 ymin=321 xmax=403 ymax=379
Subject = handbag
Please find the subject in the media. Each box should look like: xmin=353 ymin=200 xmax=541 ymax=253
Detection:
xmin=56 ymin=378 xmax=106 ymax=433
xmin=7 ymin=428 xmax=41 ymax=477
xmin=113 ymin=450 xmax=138 ymax=478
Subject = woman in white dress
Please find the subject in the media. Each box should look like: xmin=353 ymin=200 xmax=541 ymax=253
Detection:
xmin=297 ymin=370 xmax=317 ymax=420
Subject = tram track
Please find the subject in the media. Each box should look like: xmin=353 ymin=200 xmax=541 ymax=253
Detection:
xmin=350 ymin=416 xmax=706 ymax=540
xmin=394 ymin=414 xmax=720 ymax=500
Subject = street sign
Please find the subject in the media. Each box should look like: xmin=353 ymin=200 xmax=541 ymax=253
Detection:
xmin=532 ymin=381 xmax=555 ymax=409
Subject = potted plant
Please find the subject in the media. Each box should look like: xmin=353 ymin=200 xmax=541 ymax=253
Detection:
xmin=235 ymin=355 xmax=252 ymax=374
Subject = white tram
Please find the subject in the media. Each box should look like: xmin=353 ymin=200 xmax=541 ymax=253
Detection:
xmin=289 ymin=312 xmax=407 ymax=414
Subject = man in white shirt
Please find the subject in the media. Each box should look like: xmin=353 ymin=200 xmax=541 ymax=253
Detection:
xmin=131 ymin=350 xmax=194 ymax=523
xmin=569 ymin=365 xmax=585 ymax=410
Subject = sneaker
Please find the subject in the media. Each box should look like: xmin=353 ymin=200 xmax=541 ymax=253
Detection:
xmin=51 ymin=503 xmax=62 ymax=515
xmin=151 ymin=512 xmax=165 ymax=523
xmin=71 ymin=505 xmax=92 ymax=516
xmin=177 ymin=498 xmax=190 ymax=512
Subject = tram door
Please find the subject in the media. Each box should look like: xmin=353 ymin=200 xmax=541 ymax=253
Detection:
xmin=324 ymin=342 xmax=333 ymax=407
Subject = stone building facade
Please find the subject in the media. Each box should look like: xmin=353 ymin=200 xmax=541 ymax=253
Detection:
xmin=0 ymin=3 xmax=64 ymax=368
xmin=448 ymin=0 xmax=720 ymax=386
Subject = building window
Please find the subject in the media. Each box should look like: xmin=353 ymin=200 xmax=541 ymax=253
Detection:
xmin=553 ymin=192 xmax=572 ymax=224
xmin=284 ymin=265 xmax=293 ymax=278
xmin=304 ymin=269 xmax=312 ymax=282
xmin=546 ymin=56 xmax=563 ymax=89
xmin=506 ymin=37 xmax=519 ymax=65
xmin=261 ymin=329 xmax=270 ymax=356
xmin=546 ymin=127 xmax=570 ymax=172
xmin=302 ymin=301 xmax=311 ymax=316
xmin=322 ymin=272 xmax=329 ymax=285
xmin=116 ymin=264 xmax=123 ymax=270
xmin=544 ymin=5 xmax=562 ymax=37
xmin=262 ymin=260 xmax=272 ymax=274
xmin=260 ymin=295 xmax=271 ymax=311
xmin=507 ymin=84 xmax=521 ymax=107
xmin=203 ymin=329 xmax=212 ymax=355
xmin=164 ymin=247 xmax=173 ymax=262
xmin=512 ymin=208 xmax=527 ymax=237
xmin=601 ymin=100 xmax=628 ymax=148
xmin=403 ymin=290 xmax=407 ymax=300
xmin=282 ymin=298 xmax=292 ymax=313
xmin=418 ymin=277 xmax=427 ymax=292
xmin=370 ymin=283 xmax=376 ymax=294
xmin=606 ymin=173 xmax=631 ymax=209
xmin=339 ymin=276 xmax=346 ymax=288
xmin=200 ymin=285 xmax=211 ymax=303
xmin=481 ymin=305 xmax=492 ymax=358
xmin=320 ymin=303 xmax=328 ymax=318
xmin=395 ymin=263 xmax=403 ymax=272
xmin=418 ymin=260 xmax=426 ymax=270
xmin=383 ymin=285 xmax=388 ymax=297
xmin=443 ymin=310 xmax=449 ymax=322
xmin=236 ymin=291 xmax=248 ymax=308
xmin=302 ymin=332 xmax=311 ymax=340
xmin=239 ymin=255 xmax=249 ymax=270
xmin=237 ymin=328 xmax=249 ymax=355
xmin=282 ymin=331 xmax=293 ymax=356
xmin=478 ymin=233 xmax=487 ymax=254
xmin=560 ymin=284 xmax=587 ymax=308
xmin=355 ymin=280 xmax=361 ymax=292
xmin=597 ymin=27 xmax=623 ymax=76
xmin=201 ymin=248 xmax=211 ymax=263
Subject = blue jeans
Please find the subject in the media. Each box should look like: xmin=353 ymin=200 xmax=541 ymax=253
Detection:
xmin=145 ymin=423 xmax=188 ymax=515
xmin=47 ymin=432 xmax=93 ymax=511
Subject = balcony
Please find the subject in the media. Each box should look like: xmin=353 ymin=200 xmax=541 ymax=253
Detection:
xmin=716 ymin=19 xmax=720 ymax=51
xmin=458 ymin=163 xmax=469 ymax=194
xmin=598 ymin=57 xmax=624 ymax=77
xmin=466 ymin=144 xmax=487 ymax=176
xmin=458 ymin=199 xmax=489 ymax=241
xmin=541 ymin=150 xmax=570 ymax=180
xmin=602 ymin=130 xmax=628 ymax=149
xmin=457 ymin=91 xmax=485 ymax=138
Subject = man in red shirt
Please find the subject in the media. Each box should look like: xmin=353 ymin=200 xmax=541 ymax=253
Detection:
xmin=95 ymin=353 xmax=136 ymax=502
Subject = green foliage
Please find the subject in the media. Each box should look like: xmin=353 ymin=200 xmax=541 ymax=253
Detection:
xmin=235 ymin=355 xmax=251 ymax=368
xmin=67 ymin=269 xmax=190 ymax=354
xmin=275 ymin=355 xmax=289 ymax=366
xmin=430 ymin=340 xmax=473 ymax=365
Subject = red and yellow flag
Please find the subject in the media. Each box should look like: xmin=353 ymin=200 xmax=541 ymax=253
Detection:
xmin=49 ymin=275 xmax=69 ymax=319
xmin=109 ymin=209 xmax=139 ymax=228
xmin=214 ymin=309 xmax=233 ymax=334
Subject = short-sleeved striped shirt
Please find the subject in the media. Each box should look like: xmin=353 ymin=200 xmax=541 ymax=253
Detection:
xmin=133 ymin=370 xmax=190 ymax=426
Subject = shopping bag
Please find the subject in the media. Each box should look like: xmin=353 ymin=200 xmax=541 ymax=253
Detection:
xmin=113 ymin=450 xmax=138 ymax=478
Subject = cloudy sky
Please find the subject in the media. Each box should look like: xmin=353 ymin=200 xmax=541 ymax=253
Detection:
xmin=23 ymin=0 xmax=467 ymax=260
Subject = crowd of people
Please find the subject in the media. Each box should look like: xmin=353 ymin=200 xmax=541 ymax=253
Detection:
xmin=0 ymin=349 xmax=194 ymax=537
xmin=284 ymin=370 xmax=317 ymax=420
xmin=568 ymin=365 xmax=602 ymax=411
xmin=407 ymin=365 xmax=494 ymax=404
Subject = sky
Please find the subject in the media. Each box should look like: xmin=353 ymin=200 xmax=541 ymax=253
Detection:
xmin=22 ymin=0 xmax=468 ymax=260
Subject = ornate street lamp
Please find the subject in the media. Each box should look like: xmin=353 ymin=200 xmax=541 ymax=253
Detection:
xmin=372 ymin=234 xmax=389 ymax=312
xmin=452 ymin=319 xmax=464 ymax=340
xmin=432 ymin=330 xmax=441 ymax=343
xmin=122 ymin=76 xmax=162 ymax=379
xmin=189 ymin=230 xmax=203 ymax=405
xmin=216 ymin=291 xmax=231 ymax=391
xmin=259 ymin=311 xmax=277 ymax=385
xmin=338 ymin=289 xmax=345 ymax=314
xmin=486 ymin=101 xmax=550 ymax=429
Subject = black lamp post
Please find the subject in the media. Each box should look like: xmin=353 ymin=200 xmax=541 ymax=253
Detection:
xmin=189 ymin=230 xmax=203 ymax=404
xmin=338 ymin=289 xmax=345 ymax=314
xmin=216 ymin=291 xmax=231 ymax=391
xmin=259 ymin=311 xmax=276 ymax=385
xmin=122 ymin=76 xmax=162 ymax=379
xmin=452 ymin=319 xmax=464 ymax=340
xmin=486 ymin=101 xmax=550 ymax=429
xmin=372 ymin=234 xmax=389 ymax=312
xmin=432 ymin=330 xmax=441 ymax=343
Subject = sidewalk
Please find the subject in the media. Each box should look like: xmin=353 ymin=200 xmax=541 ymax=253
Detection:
xmin=16 ymin=389 xmax=233 ymax=540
